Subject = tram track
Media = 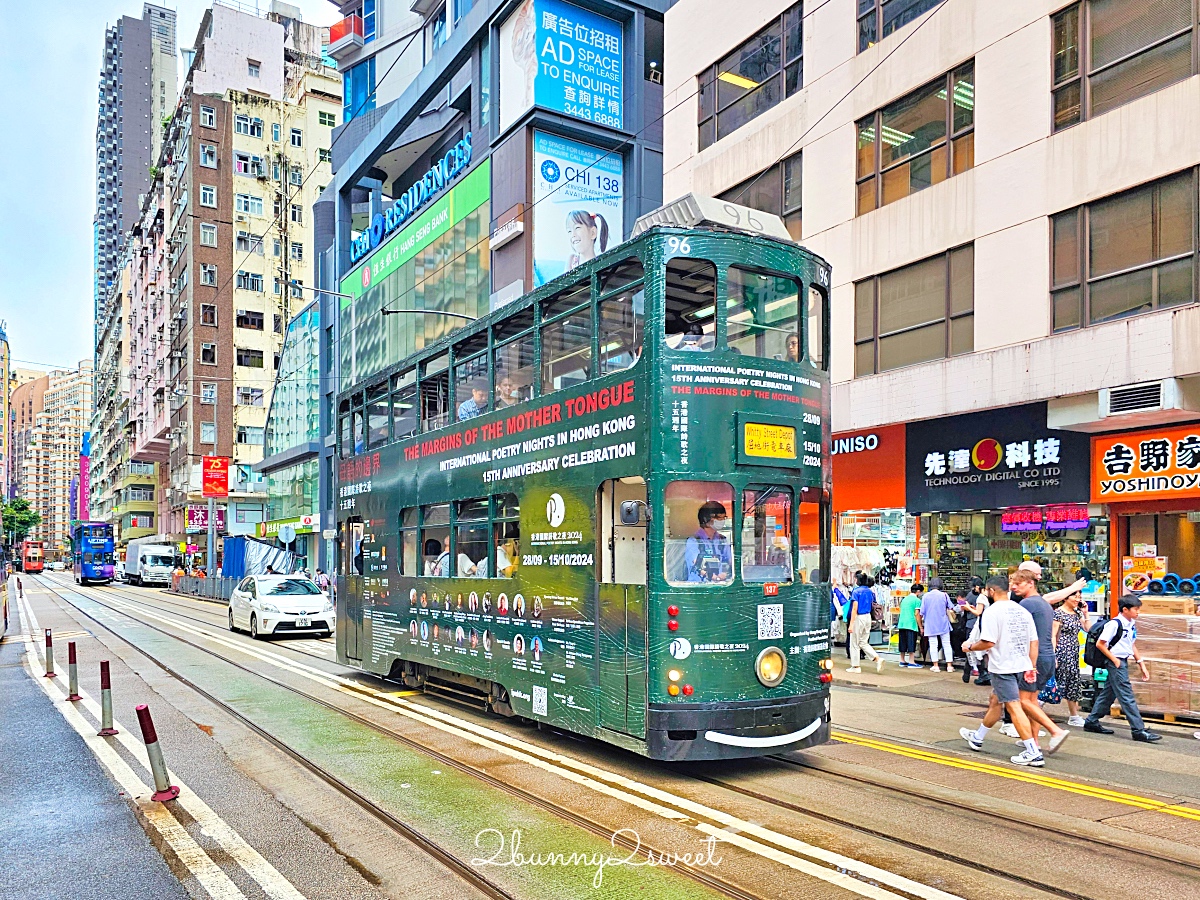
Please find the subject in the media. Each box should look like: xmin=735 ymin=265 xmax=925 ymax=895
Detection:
xmin=33 ymin=576 xmax=770 ymax=900
xmin=38 ymin=576 xmax=1200 ymax=900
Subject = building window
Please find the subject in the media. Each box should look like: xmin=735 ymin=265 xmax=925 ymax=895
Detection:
xmin=854 ymin=245 xmax=974 ymax=377
xmin=129 ymin=513 xmax=153 ymax=529
xmin=318 ymin=111 xmax=336 ymax=127
xmin=234 ymin=114 xmax=251 ymax=135
xmin=718 ymin=151 xmax=803 ymax=240
xmin=363 ymin=0 xmax=377 ymax=41
xmin=236 ymin=231 xmax=264 ymax=254
xmin=201 ymin=422 xmax=217 ymax=444
xmin=272 ymin=122 xmax=281 ymax=142
xmin=343 ymin=57 xmax=376 ymax=123
xmin=200 ymin=223 xmax=218 ymax=246
xmin=858 ymin=0 xmax=946 ymax=53
xmin=201 ymin=303 xmax=217 ymax=326
xmin=273 ymin=277 xmax=282 ymax=295
xmin=236 ymin=270 xmax=264 ymax=292
xmin=274 ymin=314 xmax=284 ymax=333
xmin=318 ymin=148 xmax=332 ymax=164
xmin=289 ymin=166 xmax=303 ymax=185
xmin=237 ymin=426 xmax=265 ymax=445
xmin=248 ymin=59 xmax=261 ymax=78
xmin=236 ymin=309 xmax=264 ymax=330
xmin=428 ymin=4 xmax=448 ymax=54
xmin=290 ymin=242 xmax=304 ymax=261
xmin=235 ymin=193 xmax=263 ymax=215
xmin=1051 ymin=169 xmax=1196 ymax=333
xmin=856 ymin=61 xmax=974 ymax=215
xmin=697 ymin=3 xmax=803 ymax=150
xmin=290 ymin=204 xmax=303 ymax=224
xmin=273 ymin=239 xmax=282 ymax=257
xmin=1052 ymin=2 xmax=1197 ymax=132
xmin=200 ymin=185 xmax=217 ymax=207
xmin=201 ymin=343 xmax=217 ymax=365
xmin=237 ymin=387 xmax=264 ymax=406
xmin=236 ymin=348 xmax=265 ymax=368
xmin=289 ymin=279 xmax=304 ymax=299
xmin=290 ymin=128 xmax=303 ymax=148
xmin=200 ymin=144 xmax=217 ymax=167
xmin=200 ymin=382 xmax=217 ymax=404
xmin=200 ymin=264 xmax=217 ymax=286
xmin=200 ymin=106 xmax=216 ymax=128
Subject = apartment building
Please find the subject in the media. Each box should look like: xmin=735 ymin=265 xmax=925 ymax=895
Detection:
xmin=662 ymin=0 xmax=1200 ymax=594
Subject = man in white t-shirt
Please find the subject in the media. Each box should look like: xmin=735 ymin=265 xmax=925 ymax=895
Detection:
xmin=959 ymin=574 xmax=1046 ymax=767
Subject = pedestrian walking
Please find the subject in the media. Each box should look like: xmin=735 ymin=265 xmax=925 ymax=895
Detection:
xmin=1005 ymin=569 xmax=1071 ymax=755
xmin=960 ymin=575 xmax=1046 ymax=767
xmin=831 ymin=579 xmax=849 ymax=652
xmin=1052 ymin=589 xmax=1089 ymax=727
xmin=896 ymin=583 xmax=923 ymax=668
xmin=918 ymin=578 xmax=955 ymax=672
xmin=846 ymin=573 xmax=883 ymax=674
xmin=960 ymin=577 xmax=989 ymax=684
xmin=1084 ymin=596 xmax=1161 ymax=742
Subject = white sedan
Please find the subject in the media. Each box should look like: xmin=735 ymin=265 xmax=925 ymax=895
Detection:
xmin=227 ymin=575 xmax=334 ymax=639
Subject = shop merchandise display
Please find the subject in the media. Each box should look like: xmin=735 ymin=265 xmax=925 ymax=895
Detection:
xmin=1130 ymin=613 xmax=1200 ymax=719
xmin=936 ymin=529 xmax=972 ymax=594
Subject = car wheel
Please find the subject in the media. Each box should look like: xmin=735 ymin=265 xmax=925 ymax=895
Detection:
xmin=228 ymin=608 xmax=237 ymax=632
xmin=250 ymin=614 xmax=261 ymax=640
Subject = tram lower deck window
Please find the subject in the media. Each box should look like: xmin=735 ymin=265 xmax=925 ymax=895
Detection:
xmin=421 ymin=504 xmax=450 ymax=576
xmin=665 ymin=259 xmax=717 ymax=351
xmin=663 ymin=481 xmax=734 ymax=585
xmin=741 ymin=486 xmax=794 ymax=583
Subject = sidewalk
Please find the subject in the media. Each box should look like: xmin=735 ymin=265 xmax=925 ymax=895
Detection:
xmin=0 ymin=620 xmax=189 ymax=900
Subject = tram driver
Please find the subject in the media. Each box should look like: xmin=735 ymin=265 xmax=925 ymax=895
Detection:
xmin=684 ymin=501 xmax=733 ymax=583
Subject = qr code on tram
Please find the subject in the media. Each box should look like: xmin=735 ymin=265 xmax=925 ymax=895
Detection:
xmin=757 ymin=604 xmax=784 ymax=640
xmin=532 ymin=685 xmax=548 ymax=716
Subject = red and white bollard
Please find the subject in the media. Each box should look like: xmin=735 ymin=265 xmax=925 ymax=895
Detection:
xmin=44 ymin=629 xmax=55 ymax=678
xmin=66 ymin=642 xmax=82 ymax=701
xmin=98 ymin=661 xmax=118 ymax=736
xmin=16 ymin=577 xmax=23 ymax=599
xmin=135 ymin=704 xmax=179 ymax=802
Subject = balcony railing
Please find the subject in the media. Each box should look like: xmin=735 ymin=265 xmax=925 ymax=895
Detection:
xmin=328 ymin=14 xmax=364 ymax=59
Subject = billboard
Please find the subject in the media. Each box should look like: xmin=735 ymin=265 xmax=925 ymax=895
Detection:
xmin=202 ymin=456 xmax=230 ymax=498
xmin=531 ymin=131 xmax=623 ymax=287
xmin=498 ymin=0 xmax=623 ymax=133
xmin=1091 ymin=423 xmax=1200 ymax=503
xmin=186 ymin=505 xmax=226 ymax=533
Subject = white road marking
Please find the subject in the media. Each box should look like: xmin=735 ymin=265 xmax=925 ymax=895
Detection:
xmin=17 ymin=584 xmax=307 ymax=900
xmin=62 ymin=579 xmax=966 ymax=900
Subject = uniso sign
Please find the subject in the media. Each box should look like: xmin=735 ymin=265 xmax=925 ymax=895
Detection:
xmin=350 ymin=134 xmax=473 ymax=265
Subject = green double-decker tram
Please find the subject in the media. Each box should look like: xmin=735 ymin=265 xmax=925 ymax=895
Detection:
xmin=335 ymin=199 xmax=833 ymax=760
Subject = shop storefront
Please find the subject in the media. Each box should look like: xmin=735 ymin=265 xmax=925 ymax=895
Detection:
xmin=258 ymin=515 xmax=317 ymax=572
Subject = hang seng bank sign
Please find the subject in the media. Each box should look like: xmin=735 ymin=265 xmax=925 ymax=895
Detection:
xmin=906 ymin=403 xmax=1091 ymax=513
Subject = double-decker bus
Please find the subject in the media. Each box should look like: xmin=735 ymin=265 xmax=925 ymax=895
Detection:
xmin=20 ymin=540 xmax=45 ymax=574
xmin=334 ymin=198 xmax=833 ymax=760
xmin=72 ymin=522 xmax=115 ymax=585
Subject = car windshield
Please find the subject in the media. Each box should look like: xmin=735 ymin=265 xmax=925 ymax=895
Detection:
xmin=146 ymin=556 xmax=174 ymax=567
xmin=265 ymin=579 xmax=322 ymax=595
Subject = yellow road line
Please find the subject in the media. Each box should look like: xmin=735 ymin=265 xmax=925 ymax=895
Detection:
xmin=831 ymin=730 xmax=1200 ymax=822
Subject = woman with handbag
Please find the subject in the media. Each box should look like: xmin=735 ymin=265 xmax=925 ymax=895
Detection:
xmin=1050 ymin=589 xmax=1089 ymax=727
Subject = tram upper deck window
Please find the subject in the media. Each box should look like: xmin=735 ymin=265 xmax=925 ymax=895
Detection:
xmin=664 ymin=259 xmax=717 ymax=351
xmin=391 ymin=370 xmax=417 ymax=440
xmin=541 ymin=280 xmax=592 ymax=394
xmin=663 ymin=480 xmax=734 ymax=586
xmin=398 ymin=508 xmax=418 ymax=575
xmin=727 ymin=267 xmax=800 ymax=361
xmin=808 ymin=285 xmax=827 ymax=370
xmin=492 ymin=493 xmax=519 ymax=578
xmin=455 ymin=498 xmax=489 ymax=576
xmin=421 ymin=354 xmax=450 ymax=432
xmin=421 ymin=503 xmax=451 ymax=576
xmin=454 ymin=332 xmax=490 ymax=421
xmin=598 ymin=259 xmax=645 ymax=375
xmin=366 ymin=383 xmax=389 ymax=448
xmin=494 ymin=308 xmax=535 ymax=409
xmin=352 ymin=401 xmax=365 ymax=455
xmin=338 ymin=400 xmax=350 ymax=458
xmin=741 ymin=486 xmax=794 ymax=583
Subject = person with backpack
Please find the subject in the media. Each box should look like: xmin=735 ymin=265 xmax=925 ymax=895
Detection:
xmin=1084 ymin=595 xmax=1161 ymax=742
xmin=960 ymin=577 xmax=989 ymax=684
xmin=847 ymin=572 xmax=883 ymax=673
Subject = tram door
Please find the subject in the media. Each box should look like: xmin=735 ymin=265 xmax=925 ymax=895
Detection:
xmin=339 ymin=517 xmax=365 ymax=662
xmin=596 ymin=478 xmax=648 ymax=737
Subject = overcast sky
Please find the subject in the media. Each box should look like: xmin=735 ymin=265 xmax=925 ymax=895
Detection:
xmin=0 ymin=0 xmax=340 ymax=374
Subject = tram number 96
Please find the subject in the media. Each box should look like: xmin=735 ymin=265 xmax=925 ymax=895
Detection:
xmin=522 ymin=554 xmax=544 ymax=567
xmin=666 ymin=236 xmax=691 ymax=256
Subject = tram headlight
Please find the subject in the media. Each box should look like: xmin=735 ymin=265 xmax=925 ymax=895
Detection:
xmin=667 ymin=669 xmax=681 ymax=683
xmin=755 ymin=647 xmax=787 ymax=688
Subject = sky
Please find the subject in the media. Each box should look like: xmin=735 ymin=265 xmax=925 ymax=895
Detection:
xmin=0 ymin=0 xmax=340 ymax=374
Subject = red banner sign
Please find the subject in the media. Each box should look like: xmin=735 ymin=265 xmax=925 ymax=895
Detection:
xmin=202 ymin=456 xmax=230 ymax=498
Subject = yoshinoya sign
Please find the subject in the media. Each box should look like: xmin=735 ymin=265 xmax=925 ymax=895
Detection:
xmin=906 ymin=403 xmax=1090 ymax=513
xmin=1091 ymin=423 xmax=1200 ymax=503
xmin=349 ymin=133 xmax=473 ymax=265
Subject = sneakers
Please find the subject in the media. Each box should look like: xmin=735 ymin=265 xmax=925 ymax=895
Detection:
xmin=971 ymin=668 xmax=980 ymax=677
xmin=876 ymin=658 xmax=883 ymax=673
xmin=1047 ymin=730 xmax=1070 ymax=755
xmin=1011 ymin=748 xmax=1046 ymax=767
xmin=998 ymin=722 xmax=1019 ymax=738
xmin=929 ymin=665 xmax=941 ymax=672
xmin=846 ymin=667 xmax=862 ymax=673
xmin=960 ymin=727 xmax=983 ymax=752
xmin=1067 ymin=715 xmax=1086 ymax=728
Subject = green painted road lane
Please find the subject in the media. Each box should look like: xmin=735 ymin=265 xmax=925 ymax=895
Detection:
xmin=54 ymin=585 xmax=728 ymax=900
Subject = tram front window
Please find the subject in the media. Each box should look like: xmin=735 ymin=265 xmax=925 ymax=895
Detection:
xmin=664 ymin=480 xmax=734 ymax=585
xmin=798 ymin=492 xmax=822 ymax=584
xmin=664 ymin=259 xmax=717 ymax=351
xmin=741 ymin=486 xmax=794 ymax=583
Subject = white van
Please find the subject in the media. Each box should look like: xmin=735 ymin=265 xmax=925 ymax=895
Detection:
xmin=125 ymin=537 xmax=178 ymax=586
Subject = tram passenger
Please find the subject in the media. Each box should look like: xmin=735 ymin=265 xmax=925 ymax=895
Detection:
xmin=785 ymin=333 xmax=800 ymax=362
xmin=424 ymin=539 xmax=450 ymax=577
xmin=457 ymin=550 xmax=481 ymax=577
xmin=494 ymin=535 xmax=517 ymax=578
xmin=684 ymin=501 xmax=732 ymax=583
xmin=457 ymin=382 xmax=488 ymax=420
xmin=679 ymin=323 xmax=708 ymax=351
xmin=496 ymin=376 xmax=520 ymax=408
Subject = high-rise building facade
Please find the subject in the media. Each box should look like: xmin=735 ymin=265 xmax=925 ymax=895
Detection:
xmin=0 ymin=321 xmax=9 ymax=499
xmin=662 ymin=0 xmax=1200 ymax=596
xmin=94 ymin=4 xmax=178 ymax=346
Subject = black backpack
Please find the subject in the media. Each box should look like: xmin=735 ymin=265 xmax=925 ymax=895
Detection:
xmin=1083 ymin=618 xmax=1123 ymax=669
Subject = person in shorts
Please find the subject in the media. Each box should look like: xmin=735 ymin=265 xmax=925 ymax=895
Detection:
xmin=896 ymin=584 xmax=923 ymax=668
xmin=960 ymin=575 xmax=1045 ymax=767
xmin=1009 ymin=569 xmax=1071 ymax=755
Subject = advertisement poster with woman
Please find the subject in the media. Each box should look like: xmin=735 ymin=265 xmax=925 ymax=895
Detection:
xmin=532 ymin=131 xmax=624 ymax=287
